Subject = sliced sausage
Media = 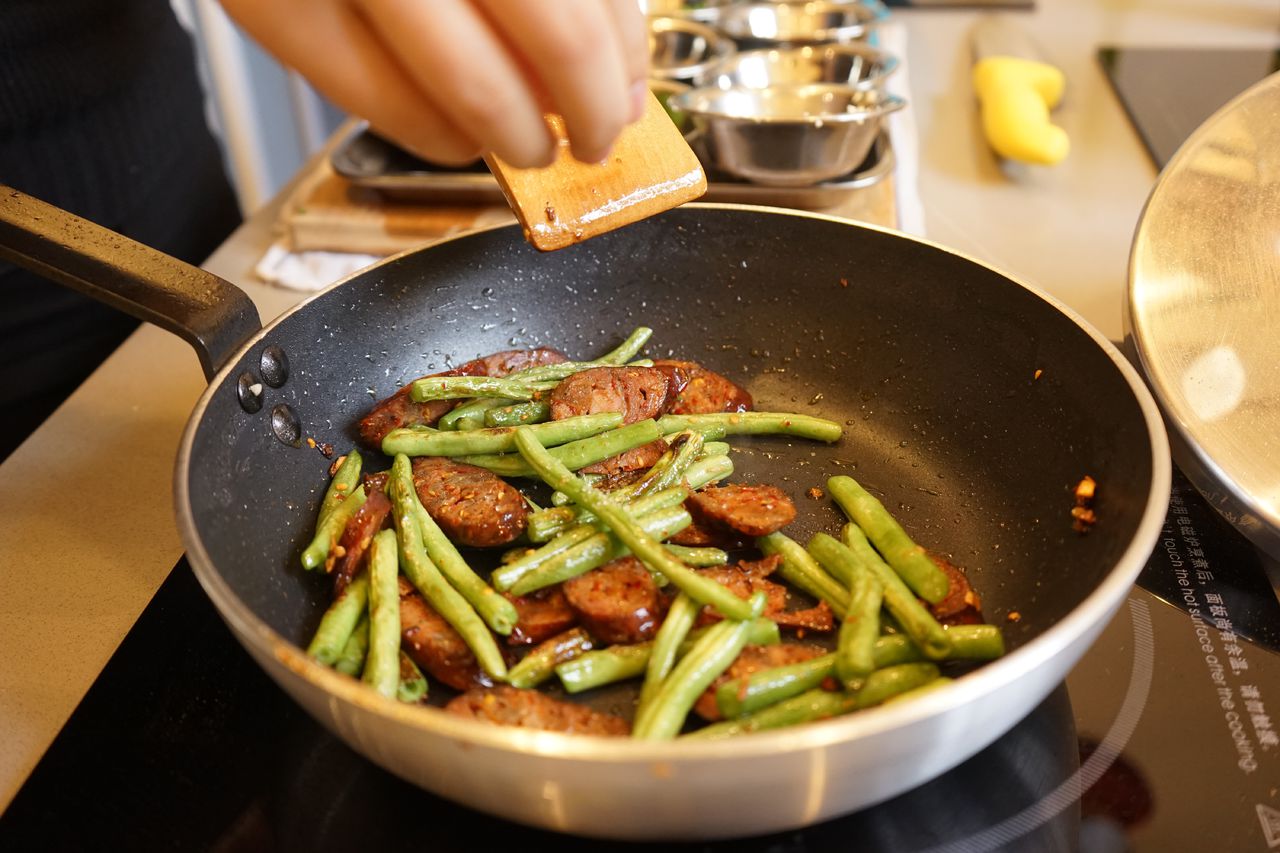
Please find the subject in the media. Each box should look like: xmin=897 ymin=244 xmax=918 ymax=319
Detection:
xmin=548 ymin=366 xmax=669 ymax=424
xmin=697 ymin=558 xmax=835 ymax=633
xmin=652 ymin=359 xmax=752 ymax=414
xmin=694 ymin=643 xmax=830 ymax=721
xmin=329 ymin=484 xmax=392 ymax=596
xmin=411 ymin=456 xmax=527 ymax=547
xmin=580 ymin=437 xmax=669 ymax=477
xmin=358 ymin=365 xmax=477 ymax=448
xmin=666 ymin=512 xmax=746 ymax=549
xmin=928 ymin=554 xmax=984 ymax=626
xmin=474 ymin=347 xmax=568 ymax=377
xmin=398 ymin=577 xmax=490 ymax=691
xmin=504 ymin=586 xmax=578 ymax=646
xmin=445 ymin=685 xmax=630 ymax=736
xmin=687 ymin=484 xmax=796 ymax=537
xmin=358 ymin=347 xmax=567 ymax=447
xmin=562 ymin=557 xmax=665 ymax=645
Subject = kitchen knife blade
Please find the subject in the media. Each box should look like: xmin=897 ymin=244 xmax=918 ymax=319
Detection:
xmin=971 ymin=15 xmax=1069 ymax=165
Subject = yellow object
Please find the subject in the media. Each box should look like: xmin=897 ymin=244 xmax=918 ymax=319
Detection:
xmin=973 ymin=56 xmax=1069 ymax=165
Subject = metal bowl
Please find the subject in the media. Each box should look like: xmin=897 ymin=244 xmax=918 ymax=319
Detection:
xmin=649 ymin=16 xmax=736 ymax=85
xmin=670 ymin=83 xmax=906 ymax=186
xmin=698 ymin=42 xmax=899 ymax=90
xmin=648 ymin=78 xmax=702 ymax=145
xmin=716 ymin=2 xmax=883 ymax=49
xmin=639 ymin=0 xmax=740 ymax=24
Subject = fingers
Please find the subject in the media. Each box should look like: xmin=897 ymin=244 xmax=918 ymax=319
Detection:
xmin=220 ymin=0 xmax=481 ymax=165
xmin=354 ymin=0 xmax=556 ymax=168
xmin=222 ymin=0 xmax=645 ymax=168
xmin=477 ymin=0 xmax=633 ymax=164
xmin=605 ymin=0 xmax=652 ymax=123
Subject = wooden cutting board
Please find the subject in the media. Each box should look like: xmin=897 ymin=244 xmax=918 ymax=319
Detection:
xmin=281 ymin=161 xmax=515 ymax=256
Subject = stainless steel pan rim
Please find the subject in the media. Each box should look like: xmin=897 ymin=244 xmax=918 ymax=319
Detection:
xmin=175 ymin=202 xmax=1170 ymax=765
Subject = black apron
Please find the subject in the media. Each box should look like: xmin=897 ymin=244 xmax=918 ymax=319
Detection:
xmin=0 ymin=0 xmax=241 ymax=459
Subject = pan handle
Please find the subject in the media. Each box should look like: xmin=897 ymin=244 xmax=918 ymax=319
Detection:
xmin=0 ymin=185 xmax=262 ymax=381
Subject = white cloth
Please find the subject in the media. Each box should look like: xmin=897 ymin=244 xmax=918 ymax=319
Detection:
xmin=254 ymin=239 xmax=381 ymax=291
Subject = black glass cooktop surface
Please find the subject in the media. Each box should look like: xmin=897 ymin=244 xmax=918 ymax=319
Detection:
xmin=1099 ymin=46 xmax=1280 ymax=169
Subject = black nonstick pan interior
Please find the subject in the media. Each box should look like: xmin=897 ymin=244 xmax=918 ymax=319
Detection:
xmin=183 ymin=205 xmax=1154 ymax=684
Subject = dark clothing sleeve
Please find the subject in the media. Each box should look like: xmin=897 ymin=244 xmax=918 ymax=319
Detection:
xmin=0 ymin=0 xmax=242 ymax=461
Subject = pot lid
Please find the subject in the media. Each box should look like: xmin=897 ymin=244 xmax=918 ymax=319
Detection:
xmin=1128 ymin=70 xmax=1280 ymax=556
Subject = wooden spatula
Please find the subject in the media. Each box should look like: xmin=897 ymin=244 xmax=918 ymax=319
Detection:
xmin=485 ymin=91 xmax=707 ymax=252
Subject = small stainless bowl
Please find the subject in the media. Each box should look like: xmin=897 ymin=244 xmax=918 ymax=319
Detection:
xmin=649 ymin=16 xmax=736 ymax=85
xmin=698 ymin=42 xmax=899 ymax=90
xmin=716 ymin=2 xmax=883 ymax=48
xmin=670 ymin=83 xmax=906 ymax=186
xmin=639 ymin=0 xmax=739 ymax=25
xmin=648 ymin=78 xmax=701 ymax=145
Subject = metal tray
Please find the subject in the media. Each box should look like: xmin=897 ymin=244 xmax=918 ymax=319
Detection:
xmin=330 ymin=122 xmax=894 ymax=209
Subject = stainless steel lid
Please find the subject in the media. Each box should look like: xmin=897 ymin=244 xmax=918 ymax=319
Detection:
xmin=1128 ymin=70 xmax=1280 ymax=556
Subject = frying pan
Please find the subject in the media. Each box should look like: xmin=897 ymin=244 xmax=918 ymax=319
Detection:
xmin=0 ymin=189 xmax=1170 ymax=840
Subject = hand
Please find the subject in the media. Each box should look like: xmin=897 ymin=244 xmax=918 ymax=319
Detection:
xmin=221 ymin=0 xmax=650 ymax=168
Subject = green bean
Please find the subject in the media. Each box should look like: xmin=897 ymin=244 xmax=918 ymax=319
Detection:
xmin=484 ymin=400 xmax=550 ymax=428
xmin=514 ymin=428 xmax=755 ymax=620
xmin=609 ymin=430 xmax=704 ymax=504
xmin=333 ymin=616 xmax=369 ymax=677
xmin=506 ymin=628 xmax=596 ymax=689
xmin=525 ymin=507 xmax=581 ymax=543
xmin=884 ymin=676 xmax=953 ymax=705
xmin=410 ymin=375 xmax=557 ymax=403
xmin=836 ymin=565 xmax=882 ymax=686
xmin=438 ymin=397 xmax=511 ymax=431
xmin=317 ymin=450 xmax=362 ymax=524
xmin=459 ymin=419 xmax=663 ymax=477
xmin=657 ymin=412 xmax=843 ymax=443
xmin=716 ymin=653 xmax=836 ymax=720
xmin=382 ymin=412 xmax=624 ymax=457
xmin=306 ymin=572 xmax=369 ymax=665
xmin=827 ymin=475 xmax=949 ymax=604
xmin=632 ymin=592 xmax=766 ymax=739
xmin=867 ymin=625 xmax=1004 ymax=666
xmin=690 ymin=689 xmax=858 ymax=740
xmin=714 ymin=625 xmax=1003 ymax=719
xmin=756 ymin=532 xmax=849 ymax=618
xmin=507 ymin=505 xmax=692 ymax=596
xmin=497 ymin=487 xmax=690 ymax=588
xmin=637 ymin=593 xmax=699 ymax=715
xmin=555 ymin=619 xmax=780 ymax=693
xmin=492 ymin=525 xmax=597 ymax=591
xmin=682 ymin=453 xmax=734 ymax=490
xmin=300 ymin=485 xmax=367 ymax=571
xmin=823 ymin=527 xmax=952 ymax=660
xmin=597 ymin=326 xmax=653 ymax=364
xmin=691 ymin=664 xmax=941 ymax=740
xmin=501 ymin=546 xmax=537 ymax=565
xmin=388 ymin=462 xmax=507 ymax=680
xmin=663 ymin=545 xmax=728 ymax=567
xmin=853 ymin=663 xmax=940 ymax=708
xmin=556 ymin=644 xmax=651 ymax=693
xmin=939 ymin=624 xmax=1004 ymax=660
xmin=529 ymin=483 xmax=690 ymax=543
xmin=700 ymin=441 xmax=731 ymax=458
xmin=508 ymin=356 xmax=653 ymax=385
xmin=391 ymin=454 xmax=518 ymax=635
xmin=362 ymin=529 xmax=400 ymax=698
xmin=396 ymin=651 xmax=429 ymax=703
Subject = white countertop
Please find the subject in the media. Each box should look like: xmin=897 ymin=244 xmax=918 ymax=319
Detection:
xmin=2 ymin=0 xmax=1276 ymax=812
